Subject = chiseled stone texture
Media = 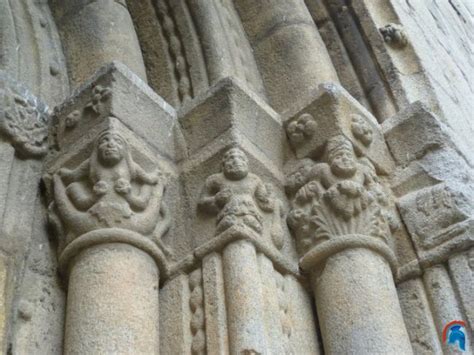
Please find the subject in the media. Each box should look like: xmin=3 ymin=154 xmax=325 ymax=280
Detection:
xmin=0 ymin=0 xmax=472 ymax=354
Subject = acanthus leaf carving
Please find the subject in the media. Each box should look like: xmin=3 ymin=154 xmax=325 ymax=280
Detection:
xmin=286 ymin=135 xmax=395 ymax=256
xmin=198 ymin=147 xmax=284 ymax=249
xmin=0 ymin=85 xmax=49 ymax=158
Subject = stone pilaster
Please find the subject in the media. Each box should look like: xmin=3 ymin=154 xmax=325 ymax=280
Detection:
xmin=44 ymin=63 xmax=175 ymax=353
xmin=285 ymin=84 xmax=412 ymax=354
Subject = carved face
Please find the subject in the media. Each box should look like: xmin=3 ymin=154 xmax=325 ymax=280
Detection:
xmin=330 ymin=149 xmax=357 ymax=178
xmin=97 ymin=133 xmax=125 ymax=166
xmin=351 ymin=115 xmax=373 ymax=146
xmin=222 ymin=149 xmax=248 ymax=180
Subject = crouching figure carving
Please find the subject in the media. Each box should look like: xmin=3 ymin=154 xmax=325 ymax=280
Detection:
xmin=198 ymin=147 xmax=284 ymax=249
xmin=48 ymin=127 xmax=169 ymax=250
xmin=286 ymin=135 xmax=395 ymax=260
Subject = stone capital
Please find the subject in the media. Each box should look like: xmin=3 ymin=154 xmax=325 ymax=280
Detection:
xmin=284 ymin=83 xmax=394 ymax=174
xmin=44 ymin=63 xmax=177 ymax=276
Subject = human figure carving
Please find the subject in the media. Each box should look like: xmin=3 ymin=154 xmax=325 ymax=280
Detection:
xmin=298 ymin=135 xmax=378 ymax=219
xmin=287 ymin=135 xmax=392 ymax=251
xmin=58 ymin=129 xmax=159 ymax=212
xmin=198 ymin=147 xmax=284 ymax=248
xmin=51 ymin=128 xmax=167 ymax=239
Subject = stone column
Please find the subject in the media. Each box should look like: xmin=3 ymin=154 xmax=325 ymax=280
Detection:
xmin=63 ymin=241 xmax=160 ymax=354
xmin=222 ymin=240 xmax=268 ymax=354
xmin=50 ymin=0 xmax=147 ymax=88
xmin=285 ymin=85 xmax=411 ymax=353
xmin=309 ymin=248 xmax=411 ymax=354
xmin=178 ymin=78 xmax=322 ymax=354
xmin=234 ymin=0 xmax=339 ymax=112
xmin=44 ymin=64 xmax=176 ymax=354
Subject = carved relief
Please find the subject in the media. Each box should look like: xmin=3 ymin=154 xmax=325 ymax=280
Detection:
xmin=0 ymin=86 xmax=49 ymax=158
xmin=286 ymin=135 xmax=394 ymax=255
xmin=155 ymin=0 xmax=192 ymax=102
xmin=380 ymin=23 xmax=408 ymax=49
xmin=402 ymin=183 xmax=474 ymax=250
xmin=85 ymin=85 xmax=112 ymax=115
xmin=48 ymin=127 xmax=169 ymax=248
xmin=198 ymin=147 xmax=284 ymax=249
xmin=351 ymin=114 xmax=373 ymax=146
xmin=286 ymin=113 xmax=317 ymax=145
xmin=189 ymin=268 xmax=206 ymax=355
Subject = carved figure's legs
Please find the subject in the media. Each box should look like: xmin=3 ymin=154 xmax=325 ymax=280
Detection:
xmin=64 ymin=243 xmax=160 ymax=354
xmin=311 ymin=248 xmax=413 ymax=354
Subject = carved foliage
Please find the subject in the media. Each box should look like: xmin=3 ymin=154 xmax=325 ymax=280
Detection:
xmin=85 ymin=85 xmax=112 ymax=115
xmin=380 ymin=23 xmax=408 ymax=49
xmin=0 ymin=86 xmax=49 ymax=158
xmin=198 ymin=147 xmax=284 ymax=249
xmin=286 ymin=135 xmax=394 ymax=255
xmin=286 ymin=113 xmax=317 ymax=146
xmin=48 ymin=127 xmax=169 ymax=248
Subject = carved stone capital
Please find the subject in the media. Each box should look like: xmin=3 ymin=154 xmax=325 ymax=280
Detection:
xmin=284 ymin=83 xmax=394 ymax=174
xmin=286 ymin=134 xmax=397 ymax=271
xmin=197 ymin=147 xmax=285 ymax=250
xmin=0 ymin=74 xmax=49 ymax=158
xmin=44 ymin=63 xmax=178 ymax=275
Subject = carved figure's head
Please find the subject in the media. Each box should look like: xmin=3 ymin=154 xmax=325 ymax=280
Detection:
xmin=97 ymin=130 xmax=126 ymax=166
xmin=222 ymin=147 xmax=248 ymax=180
xmin=327 ymin=136 xmax=357 ymax=178
xmin=351 ymin=114 xmax=373 ymax=146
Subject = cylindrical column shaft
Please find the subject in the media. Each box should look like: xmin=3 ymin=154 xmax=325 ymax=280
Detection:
xmin=235 ymin=0 xmax=339 ymax=112
xmin=64 ymin=243 xmax=159 ymax=354
xmin=313 ymin=248 xmax=413 ymax=354
xmin=51 ymin=0 xmax=147 ymax=88
xmin=223 ymin=240 xmax=268 ymax=354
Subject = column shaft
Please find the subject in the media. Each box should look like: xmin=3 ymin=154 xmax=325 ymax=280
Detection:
xmin=313 ymin=248 xmax=412 ymax=354
xmin=64 ymin=243 xmax=159 ymax=354
xmin=222 ymin=241 xmax=268 ymax=354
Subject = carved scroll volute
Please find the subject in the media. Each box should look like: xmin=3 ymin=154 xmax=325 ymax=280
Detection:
xmin=198 ymin=147 xmax=284 ymax=250
xmin=286 ymin=135 xmax=397 ymax=270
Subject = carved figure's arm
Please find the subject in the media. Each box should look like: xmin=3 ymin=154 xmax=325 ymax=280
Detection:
xmin=255 ymin=181 xmax=275 ymax=212
xmin=58 ymin=160 xmax=90 ymax=185
xmin=124 ymin=185 xmax=153 ymax=212
xmin=133 ymin=163 xmax=159 ymax=185
xmin=198 ymin=176 xmax=223 ymax=215
xmin=66 ymin=182 xmax=97 ymax=211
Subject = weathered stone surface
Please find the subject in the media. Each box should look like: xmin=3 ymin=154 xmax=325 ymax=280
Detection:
xmin=0 ymin=0 xmax=472 ymax=353
xmin=285 ymin=83 xmax=394 ymax=174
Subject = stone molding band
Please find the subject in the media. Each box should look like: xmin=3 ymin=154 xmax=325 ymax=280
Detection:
xmin=59 ymin=228 xmax=167 ymax=276
xmin=299 ymin=234 xmax=397 ymax=276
